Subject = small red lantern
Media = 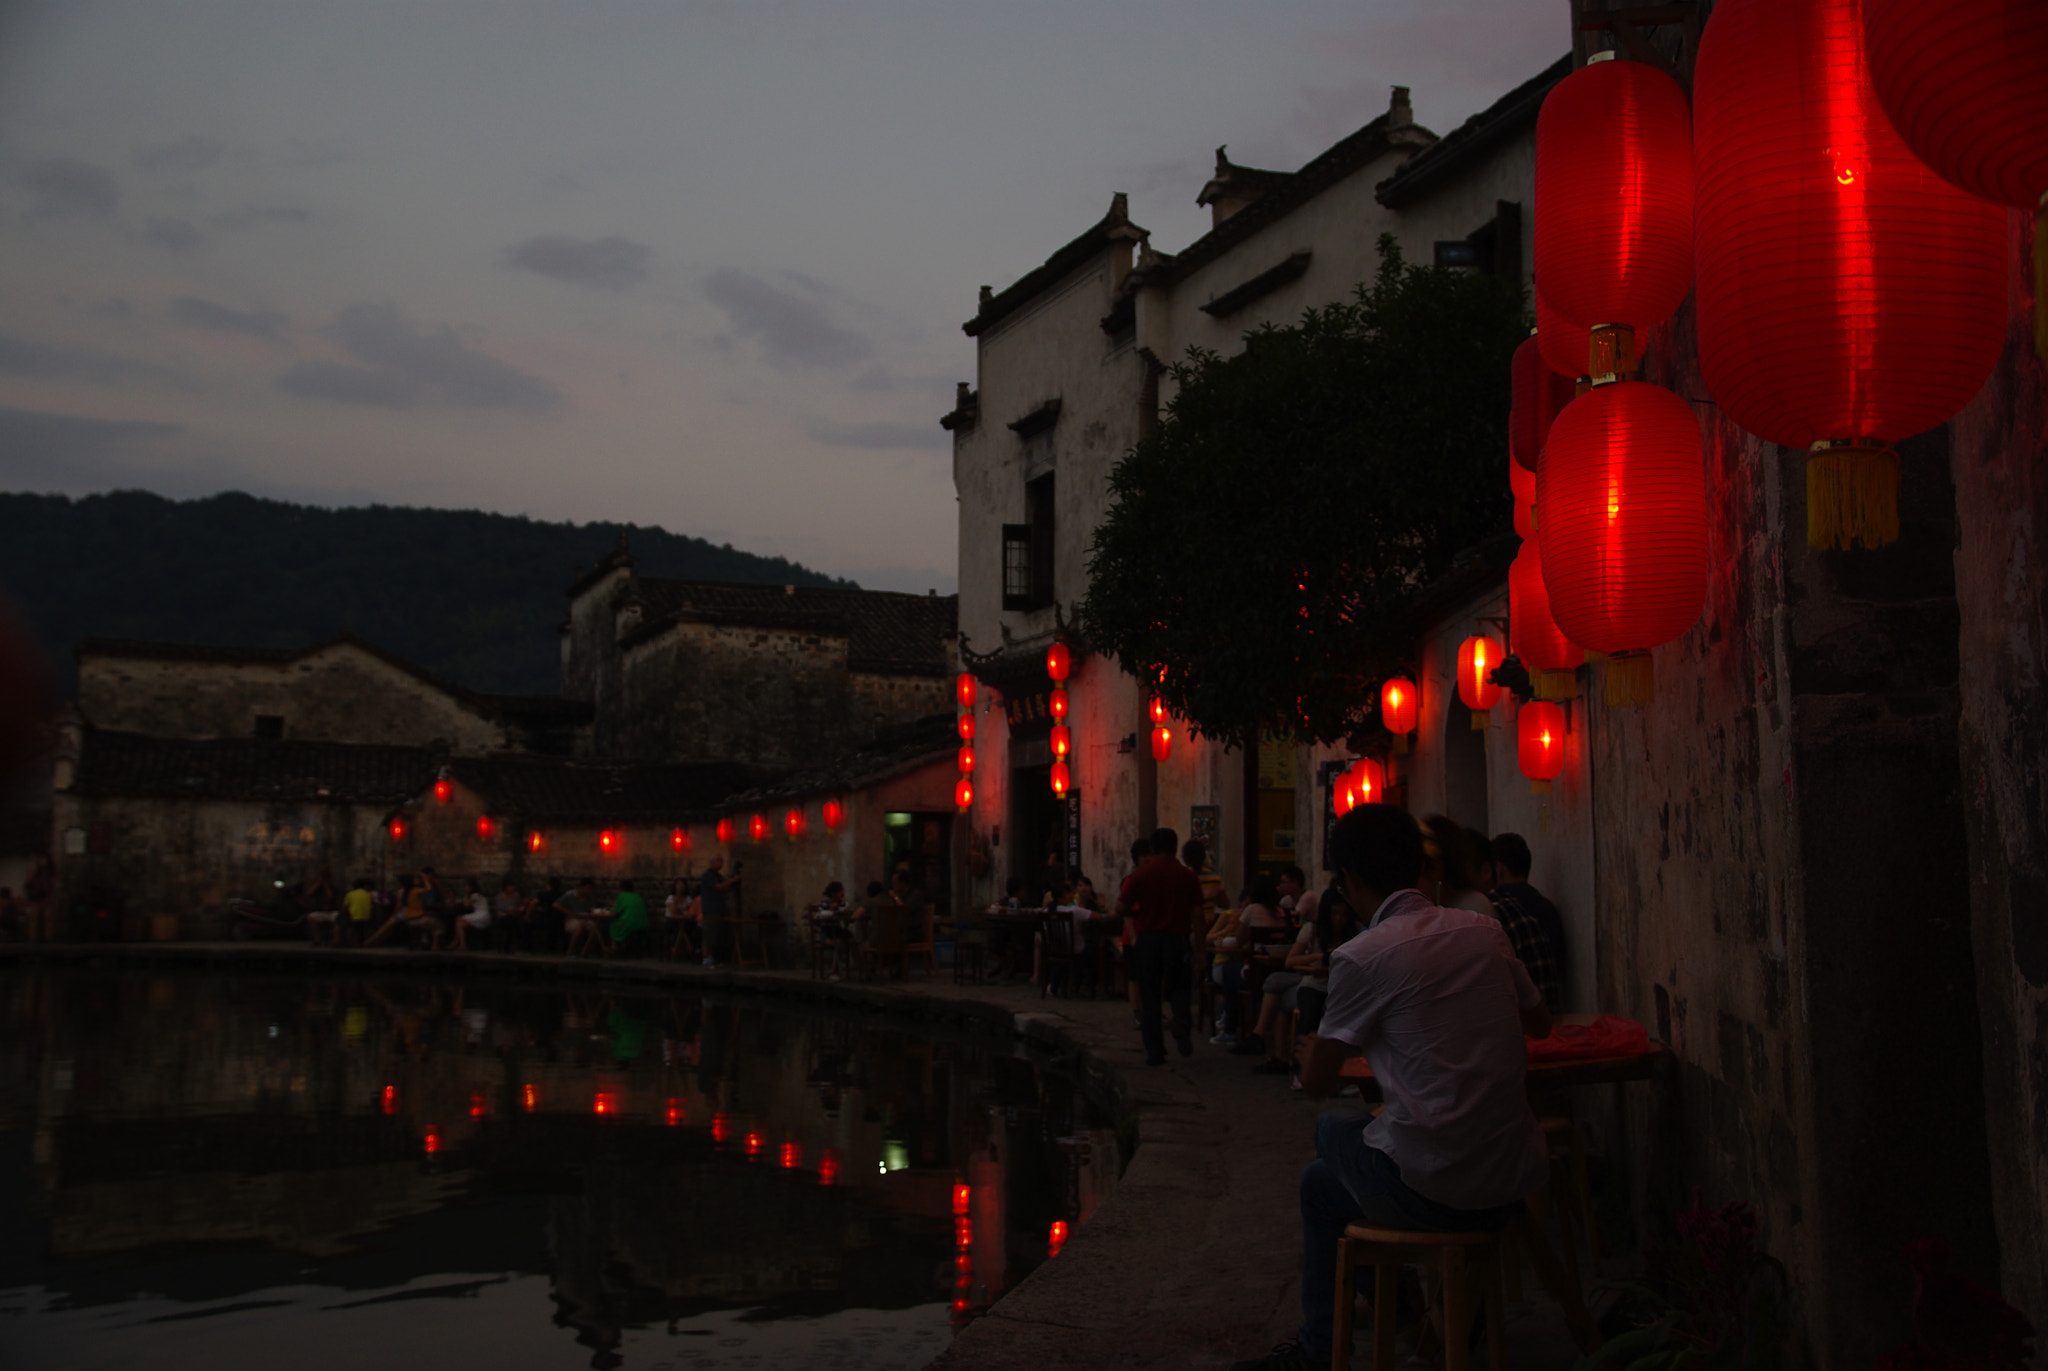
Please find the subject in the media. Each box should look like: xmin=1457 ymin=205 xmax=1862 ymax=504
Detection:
xmin=1380 ymin=678 xmax=1416 ymax=750
xmin=593 ymin=1091 xmax=617 ymax=1117
xmin=954 ymin=777 xmax=974 ymax=809
xmin=1511 ymin=453 xmax=1536 ymax=541
xmin=1457 ymin=636 xmax=1505 ymax=719
xmin=1510 ymin=335 xmax=1576 ymax=474
xmin=423 ymin=1126 xmax=441 ymax=1156
xmin=784 ymin=807 xmax=804 ymax=840
xmin=388 ymin=816 xmax=407 ymax=842
xmin=433 ymin=777 xmax=452 ymax=804
xmin=527 ymin=829 xmax=545 ymax=854
xmin=665 ymin=1098 xmax=684 ymax=1127
xmin=476 ymin=815 xmax=495 ymax=841
xmin=1509 ymin=541 xmax=1583 ymax=698
xmin=1536 ymin=379 xmax=1707 ymax=705
xmin=1048 ymin=688 xmax=1068 ymax=721
xmin=953 ymin=1183 xmax=972 ymax=1215
xmin=469 ymin=1091 xmax=487 ymax=1120
xmin=957 ymin=712 xmax=976 ymax=742
xmin=1864 ymin=0 xmax=2048 ymax=209
xmin=1049 ymin=761 xmax=1070 ymax=798
xmin=1049 ymin=1220 xmax=1070 ymax=1258
xmin=1333 ymin=773 xmax=1358 ymax=817
xmin=711 ymin=1113 xmax=729 ymax=1144
xmin=818 ymin=1148 xmax=839 ymax=1186
xmin=1518 ymin=701 xmax=1567 ymax=794
xmin=520 ymin=1083 xmax=538 ymax=1112
xmin=716 ymin=817 xmax=735 ymax=845
xmin=780 ymin=1140 xmax=801 ymax=1170
xmin=670 ymin=826 xmax=687 ymax=852
xmin=748 ymin=814 xmax=768 ymax=844
xmin=956 ymin=672 xmax=976 ymax=709
xmin=1148 ymin=696 xmax=1169 ymax=726
xmin=380 ymin=1084 xmax=398 ymax=1114
xmin=599 ymin=828 xmax=619 ymax=855
xmin=1350 ymin=757 xmax=1385 ymax=809
xmin=1150 ymin=725 xmax=1172 ymax=763
xmin=958 ymin=743 xmax=976 ymax=774
xmin=1535 ymin=54 xmax=1695 ymax=338
xmin=1046 ymin=641 xmax=1071 ymax=682
xmin=821 ymin=798 xmax=844 ymax=831
xmin=1049 ymin=724 xmax=1071 ymax=759
xmin=1693 ymin=0 xmax=2007 ymax=549
xmin=744 ymin=1128 xmax=762 ymax=1159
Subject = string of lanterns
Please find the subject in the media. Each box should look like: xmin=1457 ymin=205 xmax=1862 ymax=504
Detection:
xmin=956 ymin=671 xmax=977 ymax=810
xmin=1149 ymin=689 xmax=1172 ymax=763
xmin=1047 ymin=642 xmax=1071 ymax=798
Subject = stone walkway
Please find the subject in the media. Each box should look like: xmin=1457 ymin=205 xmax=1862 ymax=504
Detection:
xmin=4 ymin=942 xmax=1596 ymax=1370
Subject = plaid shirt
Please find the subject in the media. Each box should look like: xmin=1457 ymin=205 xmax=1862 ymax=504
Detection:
xmin=1489 ymin=886 xmax=1565 ymax=1012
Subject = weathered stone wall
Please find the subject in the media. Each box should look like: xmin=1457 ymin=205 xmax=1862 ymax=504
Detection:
xmin=619 ymin=622 xmax=851 ymax=769
xmin=1948 ymin=211 xmax=2048 ymax=1331
xmin=848 ymin=672 xmax=951 ymax=736
xmin=78 ymin=645 xmax=507 ymax=753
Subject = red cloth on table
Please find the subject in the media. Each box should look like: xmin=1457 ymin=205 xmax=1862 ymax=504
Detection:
xmin=1524 ymin=1014 xmax=1650 ymax=1063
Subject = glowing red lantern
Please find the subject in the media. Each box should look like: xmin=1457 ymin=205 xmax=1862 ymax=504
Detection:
xmin=599 ymin=828 xmax=620 ymax=855
xmin=744 ymin=1128 xmax=762 ymax=1160
xmin=822 ymin=798 xmax=844 ymax=831
xmin=1509 ymin=541 xmax=1583 ymax=697
xmin=670 ymin=826 xmax=687 ymax=852
xmin=1536 ymin=380 xmax=1707 ymax=705
xmin=476 ymin=815 xmax=495 ymax=841
xmin=1150 ymin=726 xmax=1172 ymax=763
xmin=433 ymin=777 xmax=452 ymax=804
xmin=953 ymin=1183 xmax=972 ymax=1215
xmin=1046 ymin=641 xmax=1071 ymax=682
xmin=423 ymin=1126 xmax=441 ymax=1156
xmin=665 ymin=1098 xmax=684 ymax=1127
xmin=1148 ymin=696 xmax=1169 ymax=725
xmin=593 ymin=1091 xmax=617 ymax=1116
xmin=711 ymin=1113 xmax=729 ymax=1144
xmin=1049 ymin=724 xmax=1071 ymax=759
xmin=469 ymin=1091 xmax=487 ymax=1120
xmin=716 ymin=817 xmax=735 ymax=845
xmin=388 ymin=816 xmax=407 ymax=842
xmin=1518 ymin=701 xmax=1567 ymax=794
xmin=1864 ymin=0 xmax=2048 ymax=209
xmin=956 ymin=743 xmax=977 ymax=775
xmin=1048 ymin=688 xmax=1068 ymax=721
xmin=956 ymin=672 xmax=976 ymax=709
xmin=1338 ymin=757 xmax=1385 ymax=816
xmin=784 ymin=807 xmax=804 ymax=840
xmin=1049 ymin=761 xmax=1070 ymax=798
xmin=1049 ymin=1220 xmax=1069 ymax=1257
xmin=379 ymin=1084 xmax=397 ymax=1114
xmin=1693 ymin=0 xmax=2006 ymax=550
xmin=1380 ymin=678 xmax=1416 ymax=747
xmin=957 ymin=712 xmax=976 ymax=741
xmin=955 ymin=777 xmax=975 ymax=809
xmin=1457 ymin=636 xmax=1506 ymax=718
xmin=1511 ymin=453 xmax=1536 ymax=541
xmin=1511 ymin=335 xmax=1577 ymax=474
xmin=527 ymin=829 xmax=545 ymax=854
xmin=819 ymin=1149 xmax=839 ymax=1185
xmin=748 ymin=813 xmax=768 ymax=844
xmin=1333 ymin=774 xmax=1357 ymax=817
xmin=520 ymin=1083 xmax=538 ymax=1112
xmin=780 ymin=1140 xmax=801 ymax=1169
xmin=1535 ymin=54 xmax=1695 ymax=339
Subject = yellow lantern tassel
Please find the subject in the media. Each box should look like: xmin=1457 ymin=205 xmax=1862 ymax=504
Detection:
xmin=1807 ymin=441 xmax=1900 ymax=550
xmin=1532 ymin=668 xmax=1580 ymax=701
xmin=1529 ymin=779 xmax=1552 ymax=796
xmin=1604 ymin=651 xmax=1656 ymax=707
xmin=1470 ymin=712 xmax=1489 ymax=731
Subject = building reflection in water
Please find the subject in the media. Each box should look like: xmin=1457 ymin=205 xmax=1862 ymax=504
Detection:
xmin=0 ymin=970 xmax=1120 ymax=1370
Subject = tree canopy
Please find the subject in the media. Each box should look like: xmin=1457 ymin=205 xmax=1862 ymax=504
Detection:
xmin=1080 ymin=237 xmax=1525 ymax=748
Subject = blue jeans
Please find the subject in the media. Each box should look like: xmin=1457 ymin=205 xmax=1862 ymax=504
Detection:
xmin=1297 ymin=1108 xmax=1521 ymax=1359
xmin=1132 ymin=929 xmax=1191 ymax=1063
xmin=1212 ymin=960 xmax=1248 ymax=1033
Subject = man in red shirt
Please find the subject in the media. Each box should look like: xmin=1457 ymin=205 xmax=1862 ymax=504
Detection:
xmin=1116 ymin=827 xmax=1204 ymax=1065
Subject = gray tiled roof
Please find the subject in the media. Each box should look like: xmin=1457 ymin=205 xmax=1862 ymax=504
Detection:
xmin=1374 ymin=56 xmax=1571 ymax=207
xmin=625 ymin=580 xmax=956 ymax=676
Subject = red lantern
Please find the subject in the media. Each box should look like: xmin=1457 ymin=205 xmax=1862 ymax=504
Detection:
xmin=1511 ymin=453 xmax=1536 ymax=540
xmin=433 ymin=777 xmax=452 ymax=804
xmin=670 ymin=826 xmax=687 ymax=852
xmin=1148 ymin=696 xmax=1169 ymax=725
xmin=784 ymin=808 xmax=804 ymax=840
xmin=1694 ymin=0 xmax=2006 ymax=549
xmin=1511 ymin=335 xmax=1577 ymax=473
xmin=748 ymin=814 xmax=768 ymax=843
xmin=1509 ymin=541 xmax=1584 ymax=698
xmin=716 ymin=817 xmax=735 ymax=845
xmin=1046 ymin=642 xmax=1071 ymax=682
xmin=957 ymin=712 xmax=976 ymax=742
xmin=958 ymin=744 xmax=976 ymax=774
xmin=527 ymin=830 xmax=545 ymax=854
xmin=476 ymin=815 xmax=495 ymax=841
xmin=599 ymin=828 xmax=619 ymax=855
xmin=1457 ymin=636 xmax=1506 ymax=717
xmin=388 ymin=816 xmax=407 ymax=842
xmin=953 ymin=1183 xmax=972 ymax=1215
xmin=1865 ymin=0 xmax=2048 ymax=208
xmin=1535 ymin=55 xmax=1695 ymax=337
xmin=1048 ymin=688 xmax=1068 ymax=721
xmin=1380 ymin=678 xmax=1416 ymax=739
xmin=1518 ymin=701 xmax=1567 ymax=794
xmin=1049 ymin=1220 xmax=1069 ymax=1258
xmin=1350 ymin=757 xmax=1385 ymax=809
xmin=818 ymin=1149 xmax=839 ymax=1186
xmin=1049 ymin=724 xmax=1070 ymax=759
xmin=1333 ymin=773 xmax=1357 ymax=816
xmin=1049 ymin=761 xmax=1070 ymax=798
xmin=821 ymin=798 xmax=844 ymax=831
xmin=956 ymin=672 xmax=976 ymax=709
xmin=955 ymin=777 xmax=975 ymax=810
xmin=1150 ymin=725 xmax=1172 ymax=763
xmin=1537 ymin=380 xmax=1707 ymax=705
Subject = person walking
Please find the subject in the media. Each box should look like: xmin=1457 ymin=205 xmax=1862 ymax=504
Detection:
xmin=698 ymin=855 xmax=741 ymax=967
xmin=1116 ymin=827 xmax=1202 ymax=1066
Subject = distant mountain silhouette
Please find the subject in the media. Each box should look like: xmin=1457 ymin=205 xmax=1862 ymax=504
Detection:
xmin=0 ymin=490 xmax=853 ymax=698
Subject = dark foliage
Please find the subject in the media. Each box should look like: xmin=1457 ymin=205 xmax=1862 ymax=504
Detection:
xmin=0 ymin=490 xmax=850 ymax=697
xmin=1079 ymin=237 xmax=1524 ymax=748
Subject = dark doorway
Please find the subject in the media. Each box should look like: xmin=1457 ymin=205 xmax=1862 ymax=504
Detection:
xmin=883 ymin=811 xmax=952 ymax=919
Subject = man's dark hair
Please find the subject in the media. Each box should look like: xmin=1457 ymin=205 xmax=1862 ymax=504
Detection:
xmin=1328 ymin=805 xmax=1426 ymax=897
xmin=1491 ymin=832 xmax=1533 ymax=879
xmin=1149 ymin=827 xmax=1178 ymax=855
xmin=1464 ymin=829 xmax=1493 ymax=869
xmin=866 ymin=880 xmax=886 ymax=897
xmin=1130 ymin=838 xmax=1150 ymax=863
xmin=1182 ymin=839 xmax=1207 ymax=869
xmin=1280 ymin=864 xmax=1306 ymax=886
xmin=619 ymin=879 xmax=636 ymax=893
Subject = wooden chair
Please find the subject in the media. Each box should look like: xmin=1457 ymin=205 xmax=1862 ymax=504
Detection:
xmin=903 ymin=905 xmax=937 ymax=978
xmin=950 ymin=918 xmax=989 ymax=984
xmin=864 ymin=904 xmax=908 ymax=980
xmin=1039 ymin=911 xmax=1080 ymax=998
xmin=1331 ymin=1223 xmax=1509 ymax=1371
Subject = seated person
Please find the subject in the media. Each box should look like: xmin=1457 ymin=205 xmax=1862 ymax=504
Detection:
xmin=492 ymin=877 xmax=527 ymax=949
xmin=1248 ymin=884 xmax=1360 ymax=1075
xmin=1231 ymin=804 xmax=1552 ymax=1371
xmin=341 ymin=879 xmax=376 ymax=946
xmin=1204 ymin=897 xmax=1249 ymax=1045
xmin=453 ymin=877 xmax=493 ymax=951
xmin=609 ymin=879 xmax=651 ymax=959
xmin=663 ymin=878 xmax=700 ymax=960
xmin=560 ymin=878 xmax=604 ymax=957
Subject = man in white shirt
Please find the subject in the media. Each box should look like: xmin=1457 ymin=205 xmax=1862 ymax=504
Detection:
xmin=1231 ymin=804 xmax=1552 ymax=1371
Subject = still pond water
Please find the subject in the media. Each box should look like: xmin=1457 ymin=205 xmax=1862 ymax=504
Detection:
xmin=0 ymin=968 xmax=1120 ymax=1370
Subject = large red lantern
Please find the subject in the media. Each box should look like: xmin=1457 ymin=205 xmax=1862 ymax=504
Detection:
xmin=716 ymin=817 xmax=735 ymax=845
xmin=1511 ymin=453 xmax=1536 ymax=540
xmin=1536 ymin=290 xmax=1594 ymax=381
xmin=1536 ymin=380 xmax=1707 ymax=704
xmin=1347 ymin=757 xmax=1385 ymax=811
xmin=821 ymin=798 xmax=844 ymax=831
xmin=1509 ymin=541 xmax=1583 ymax=698
xmin=1534 ymin=54 xmax=1695 ymax=337
xmin=1049 ymin=725 xmax=1070 ymax=759
xmin=1864 ymin=0 xmax=2048 ymax=209
xmin=1048 ymin=688 xmax=1068 ymax=721
xmin=1517 ymin=702 xmax=1567 ymax=794
xmin=1511 ymin=335 xmax=1576 ymax=474
xmin=748 ymin=813 xmax=768 ymax=844
xmin=1046 ymin=642 xmax=1071 ymax=682
xmin=1457 ymin=636 xmax=1505 ymax=719
xmin=1150 ymin=726 xmax=1172 ymax=763
xmin=1049 ymin=761 xmax=1070 ymax=798
xmin=955 ymin=672 xmax=976 ymax=709
xmin=958 ymin=744 xmax=976 ymax=774
xmin=1694 ymin=0 xmax=2007 ymax=550
xmin=1380 ymin=678 xmax=1416 ymax=750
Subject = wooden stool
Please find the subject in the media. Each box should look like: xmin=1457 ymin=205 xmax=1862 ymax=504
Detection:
xmin=1538 ymin=1117 xmax=1600 ymax=1285
xmin=1331 ymin=1223 xmax=1508 ymax=1371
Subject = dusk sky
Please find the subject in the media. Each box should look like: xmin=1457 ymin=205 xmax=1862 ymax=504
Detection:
xmin=0 ymin=1 xmax=1560 ymax=593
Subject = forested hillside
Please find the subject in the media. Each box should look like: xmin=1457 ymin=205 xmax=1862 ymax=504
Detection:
xmin=0 ymin=491 xmax=851 ymax=697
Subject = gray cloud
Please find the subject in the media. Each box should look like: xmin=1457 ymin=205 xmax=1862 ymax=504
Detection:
xmin=132 ymin=135 xmax=236 ymax=176
xmin=504 ymin=234 xmax=651 ymax=291
xmin=806 ymin=418 xmax=948 ymax=451
xmin=143 ymin=216 xmax=203 ymax=252
xmin=702 ymin=268 xmax=871 ymax=369
xmin=276 ymin=304 xmax=562 ymax=414
xmin=0 ymin=335 xmax=181 ymax=388
xmin=169 ymin=297 xmax=289 ymax=345
xmin=0 ymin=404 xmax=182 ymax=486
xmin=210 ymin=204 xmax=313 ymax=230
xmin=15 ymin=158 xmax=118 ymax=218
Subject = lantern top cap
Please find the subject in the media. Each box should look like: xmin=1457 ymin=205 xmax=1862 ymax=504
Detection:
xmin=1587 ymin=49 xmax=1617 ymax=64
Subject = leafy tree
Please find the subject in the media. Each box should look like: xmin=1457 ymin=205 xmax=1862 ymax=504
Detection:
xmin=1080 ymin=236 xmax=1524 ymax=748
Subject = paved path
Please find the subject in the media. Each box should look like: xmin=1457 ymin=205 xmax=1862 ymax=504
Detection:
xmin=3 ymin=942 xmax=1593 ymax=1370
